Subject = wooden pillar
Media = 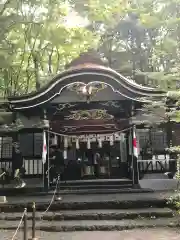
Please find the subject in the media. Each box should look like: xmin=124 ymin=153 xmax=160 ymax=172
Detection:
xmin=167 ymin=120 xmax=173 ymax=148
xmin=126 ymin=129 xmax=132 ymax=179
xmin=132 ymin=126 xmax=139 ymax=186
xmin=129 ymin=102 xmax=139 ymax=185
xmin=120 ymin=133 xmax=128 ymax=178
xmin=132 ymin=156 xmax=139 ymax=185
xmin=166 ymin=121 xmax=176 ymax=173
xmin=11 ymin=112 xmax=18 ymax=141
xmin=12 ymin=112 xmax=19 ymax=166
xmin=12 ymin=131 xmax=19 ymax=163
xmin=42 ymin=109 xmax=50 ymax=192
xmin=43 ymin=130 xmax=49 ymax=191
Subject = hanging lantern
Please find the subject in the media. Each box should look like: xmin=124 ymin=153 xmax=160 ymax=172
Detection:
xmin=52 ymin=134 xmax=58 ymax=145
xmin=115 ymin=133 xmax=120 ymax=141
xmin=64 ymin=149 xmax=67 ymax=159
xmin=110 ymin=135 xmax=114 ymax=146
xmin=87 ymin=137 xmax=91 ymax=149
xmin=68 ymin=137 xmax=72 ymax=147
xmin=64 ymin=136 xmax=68 ymax=148
xmin=59 ymin=136 xmax=62 ymax=149
xmin=98 ymin=137 xmax=102 ymax=148
xmin=76 ymin=138 xmax=80 ymax=149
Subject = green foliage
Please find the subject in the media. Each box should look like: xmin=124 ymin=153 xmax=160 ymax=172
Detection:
xmin=0 ymin=0 xmax=100 ymax=96
xmin=1 ymin=0 xmax=180 ymax=97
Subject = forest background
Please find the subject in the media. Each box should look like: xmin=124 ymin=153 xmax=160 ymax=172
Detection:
xmin=1 ymin=0 xmax=180 ymax=98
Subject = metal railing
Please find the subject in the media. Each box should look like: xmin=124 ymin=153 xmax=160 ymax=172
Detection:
xmin=138 ymin=158 xmax=176 ymax=174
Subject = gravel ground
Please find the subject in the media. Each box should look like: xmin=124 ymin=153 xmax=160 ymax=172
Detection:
xmin=1 ymin=228 xmax=180 ymax=240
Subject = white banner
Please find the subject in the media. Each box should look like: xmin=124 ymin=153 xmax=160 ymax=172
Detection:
xmin=71 ymin=133 xmax=121 ymax=142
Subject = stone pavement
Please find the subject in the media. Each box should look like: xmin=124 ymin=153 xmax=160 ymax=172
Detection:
xmin=140 ymin=177 xmax=179 ymax=191
xmin=1 ymin=228 xmax=180 ymax=240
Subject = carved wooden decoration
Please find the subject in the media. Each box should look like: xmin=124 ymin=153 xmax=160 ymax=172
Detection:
xmin=64 ymin=109 xmax=114 ymax=121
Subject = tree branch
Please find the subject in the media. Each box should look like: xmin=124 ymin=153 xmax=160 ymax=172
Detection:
xmin=0 ymin=0 xmax=12 ymax=16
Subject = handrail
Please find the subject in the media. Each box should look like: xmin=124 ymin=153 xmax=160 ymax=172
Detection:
xmin=11 ymin=208 xmax=27 ymax=240
xmin=0 ymin=172 xmax=6 ymax=178
xmin=45 ymin=166 xmax=53 ymax=175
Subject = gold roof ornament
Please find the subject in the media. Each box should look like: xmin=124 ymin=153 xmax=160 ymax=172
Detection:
xmin=67 ymin=82 xmax=107 ymax=103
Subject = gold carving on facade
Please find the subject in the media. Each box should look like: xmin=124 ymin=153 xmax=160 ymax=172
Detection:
xmin=54 ymin=103 xmax=77 ymax=114
xmin=65 ymin=109 xmax=114 ymax=120
xmin=101 ymin=101 xmax=121 ymax=108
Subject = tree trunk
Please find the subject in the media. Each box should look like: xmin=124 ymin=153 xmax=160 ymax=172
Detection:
xmin=32 ymin=53 xmax=40 ymax=90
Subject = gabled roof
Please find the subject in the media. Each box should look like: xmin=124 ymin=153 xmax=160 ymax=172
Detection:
xmin=8 ymin=51 xmax=166 ymax=110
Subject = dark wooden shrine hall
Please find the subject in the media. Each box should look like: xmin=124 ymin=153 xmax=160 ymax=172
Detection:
xmin=0 ymin=50 xmax=177 ymax=191
xmin=47 ymin=100 xmax=132 ymax=134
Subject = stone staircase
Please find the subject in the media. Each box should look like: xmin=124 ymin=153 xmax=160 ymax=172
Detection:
xmin=58 ymin=179 xmax=133 ymax=189
xmin=0 ymin=192 xmax=178 ymax=231
xmin=0 ymin=208 xmax=176 ymax=231
xmin=0 ymin=178 xmax=153 ymax=196
xmin=51 ymin=179 xmax=152 ymax=195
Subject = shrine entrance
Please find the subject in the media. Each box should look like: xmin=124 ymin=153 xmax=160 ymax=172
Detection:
xmin=48 ymin=127 xmax=130 ymax=181
xmin=45 ymin=79 xmax=135 ymax=182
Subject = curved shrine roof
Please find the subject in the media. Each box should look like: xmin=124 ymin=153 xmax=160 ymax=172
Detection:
xmin=8 ymin=54 xmax=166 ymax=110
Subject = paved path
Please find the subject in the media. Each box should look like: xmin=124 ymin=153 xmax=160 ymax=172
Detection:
xmin=1 ymin=228 xmax=180 ymax=240
xmin=140 ymin=178 xmax=179 ymax=191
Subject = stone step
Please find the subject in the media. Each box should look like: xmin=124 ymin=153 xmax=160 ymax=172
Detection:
xmin=0 ymin=187 xmax=152 ymax=197
xmin=0 ymin=192 xmax=172 ymax=212
xmin=0 ymin=208 xmax=173 ymax=221
xmin=0 ymin=187 xmax=43 ymax=196
xmin=50 ymin=188 xmax=152 ymax=195
xmin=0 ymin=218 xmax=178 ymax=231
xmin=54 ymin=184 xmax=133 ymax=190
xmin=0 ymin=197 xmax=168 ymax=212
xmin=59 ymin=179 xmax=133 ymax=186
